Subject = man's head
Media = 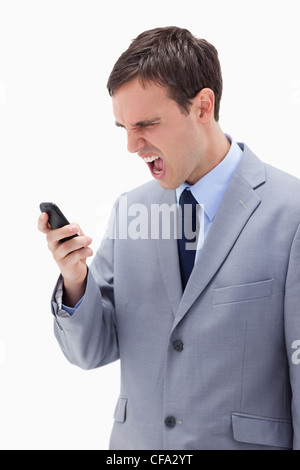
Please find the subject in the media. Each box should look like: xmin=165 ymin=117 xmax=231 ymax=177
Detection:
xmin=107 ymin=26 xmax=223 ymax=121
xmin=108 ymin=27 xmax=228 ymax=190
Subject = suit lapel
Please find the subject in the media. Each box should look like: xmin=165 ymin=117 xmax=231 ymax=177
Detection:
xmin=153 ymin=188 xmax=183 ymax=317
xmin=172 ymin=146 xmax=266 ymax=329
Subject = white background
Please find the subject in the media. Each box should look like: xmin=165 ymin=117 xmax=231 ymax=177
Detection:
xmin=0 ymin=0 xmax=300 ymax=450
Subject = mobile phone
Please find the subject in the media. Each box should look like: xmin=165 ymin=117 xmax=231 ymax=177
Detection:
xmin=40 ymin=202 xmax=79 ymax=243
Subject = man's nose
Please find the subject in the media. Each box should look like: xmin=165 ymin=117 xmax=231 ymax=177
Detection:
xmin=127 ymin=130 xmax=146 ymax=154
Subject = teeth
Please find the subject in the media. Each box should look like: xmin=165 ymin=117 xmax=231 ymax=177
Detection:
xmin=143 ymin=155 xmax=160 ymax=163
xmin=153 ymin=168 xmax=162 ymax=174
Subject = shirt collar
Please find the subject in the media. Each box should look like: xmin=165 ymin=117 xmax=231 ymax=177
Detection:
xmin=176 ymin=135 xmax=243 ymax=222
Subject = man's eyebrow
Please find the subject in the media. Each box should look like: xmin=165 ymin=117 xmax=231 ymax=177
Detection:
xmin=115 ymin=118 xmax=161 ymax=129
xmin=115 ymin=122 xmax=125 ymax=128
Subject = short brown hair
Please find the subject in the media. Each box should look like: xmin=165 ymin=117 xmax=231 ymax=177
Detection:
xmin=107 ymin=26 xmax=223 ymax=121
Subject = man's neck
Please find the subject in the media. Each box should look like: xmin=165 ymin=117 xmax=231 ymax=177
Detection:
xmin=186 ymin=125 xmax=231 ymax=185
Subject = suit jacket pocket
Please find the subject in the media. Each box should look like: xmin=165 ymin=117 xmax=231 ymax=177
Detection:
xmin=113 ymin=396 xmax=128 ymax=423
xmin=212 ymin=279 xmax=273 ymax=305
xmin=231 ymin=412 xmax=293 ymax=449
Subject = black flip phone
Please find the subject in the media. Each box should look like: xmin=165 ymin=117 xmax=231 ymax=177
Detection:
xmin=40 ymin=202 xmax=79 ymax=243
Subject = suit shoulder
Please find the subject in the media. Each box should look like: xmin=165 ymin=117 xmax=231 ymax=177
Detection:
xmin=261 ymin=163 xmax=300 ymax=223
xmin=264 ymin=162 xmax=300 ymax=196
xmin=238 ymin=144 xmax=300 ymax=196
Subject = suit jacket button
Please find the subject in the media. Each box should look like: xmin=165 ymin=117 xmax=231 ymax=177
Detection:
xmin=173 ymin=340 xmax=184 ymax=351
xmin=165 ymin=416 xmax=176 ymax=428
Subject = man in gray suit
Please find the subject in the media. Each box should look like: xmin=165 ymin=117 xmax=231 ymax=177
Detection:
xmin=39 ymin=27 xmax=300 ymax=449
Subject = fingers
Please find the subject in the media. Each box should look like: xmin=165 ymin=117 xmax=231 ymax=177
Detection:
xmin=38 ymin=212 xmax=51 ymax=234
xmin=52 ymin=234 xmax=93 ymax=262
xmin=38 ymin=212 xmax=83 ymax=242
xmin=59 ymin=246 xmax=93 ymax=267
xmin=39 ymin=211 xmax=93 ymax=272
xmin=46 ymin=223 xmax=81 ymax=245
xmin=77 ymin=225 xmax=85 ymax=237
xmin=39 ymin=210 xmax=93 ymax=285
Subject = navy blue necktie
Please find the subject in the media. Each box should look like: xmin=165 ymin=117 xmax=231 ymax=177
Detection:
xmin=178 ymin=188 xmax=199 ymax=290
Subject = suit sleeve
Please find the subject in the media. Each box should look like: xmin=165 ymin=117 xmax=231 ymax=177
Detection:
xmin=51 ymin=203 xmax=119 ymax=370
xmin=284 ymin=223 xmax=300 ymax=449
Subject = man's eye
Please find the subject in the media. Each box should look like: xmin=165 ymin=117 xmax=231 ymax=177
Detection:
xmin=142 ymin=122 xmax=158 ymax=128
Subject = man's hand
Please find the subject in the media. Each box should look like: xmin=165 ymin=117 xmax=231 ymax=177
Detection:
xmin=38 ymin=211 xmax=93 ymax=307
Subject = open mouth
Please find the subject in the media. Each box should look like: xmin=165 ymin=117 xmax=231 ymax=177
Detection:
xmin=142 ymin=155 xmax=165 ymax=179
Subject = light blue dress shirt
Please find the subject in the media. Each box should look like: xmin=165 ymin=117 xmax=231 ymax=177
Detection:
xmin=176 ymin=135 xmax=243 ymax=258
xmin=63 ymin=135 xmax=243 ymax=315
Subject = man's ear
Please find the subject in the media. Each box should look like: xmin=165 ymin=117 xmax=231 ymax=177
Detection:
xmin=193 ymin=88 xmax=215 ymax=123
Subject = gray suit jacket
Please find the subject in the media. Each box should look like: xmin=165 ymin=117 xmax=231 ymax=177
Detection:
xmin=52 ymin=143 xmax=300 ymax=450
